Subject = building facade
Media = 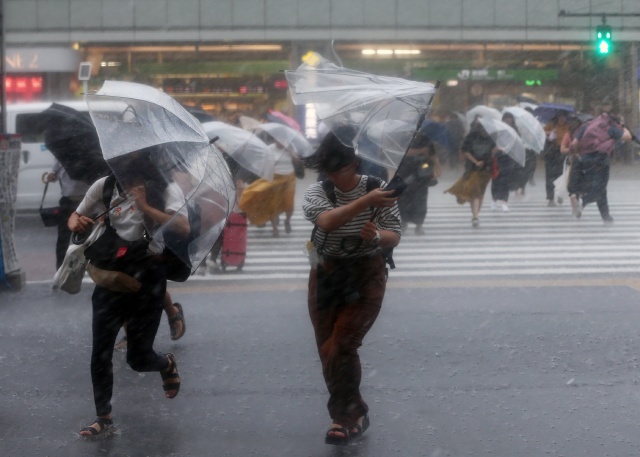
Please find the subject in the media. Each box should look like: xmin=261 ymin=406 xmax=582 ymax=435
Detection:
xmin=5 ymin=0 xmax=640 ymax=126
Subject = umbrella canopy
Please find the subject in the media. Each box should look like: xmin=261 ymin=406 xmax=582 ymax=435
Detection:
xmin=238 ymin=115 xmax=262 ymax=131
xmin=36 ymin=103 xmax=110 ymax=184
xmin=266 ymin=109 xmax=302 ymax=132
xmin=477 ymin=117 xmax=526 ymax=166
xmin=466 ymin=105 xmax=502 ymax=128
xmin=256 ymin=122 xmax=314 ymax=158
xmin=532 ymin=103 xmax=575 ymax=124
xmin=502 ymin=106 xmax=546 ymax=153
xmin=86 ymin=80 xmax=236 ymax=273
xmin=201 ymin=121 xmax=275 ymax=180
xmin=285 ymin=52 xmax=438 ymax=170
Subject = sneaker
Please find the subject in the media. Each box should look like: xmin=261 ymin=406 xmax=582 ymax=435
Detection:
xmin=603 ymin=215 xmax=614 ymax=225
xmin=501 ymin=203 xmax=509 ymax=212
xmin=472 ymin=217 xmax=479 ymax=228
xmin=547 ymin=200 xmax=557 ymax=207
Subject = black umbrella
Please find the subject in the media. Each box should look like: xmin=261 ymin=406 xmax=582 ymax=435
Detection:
xmin=38 ymin=103 xmax=109 ymax=184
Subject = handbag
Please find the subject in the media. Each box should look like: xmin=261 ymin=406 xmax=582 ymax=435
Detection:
xmin=39 ymin=181 xmax=61 ymax=227
xmin=553 ymin=157 xmax=571 ymax=202
xmin=84 ymin=223 xmax=151 ymax=276
xmin=53 ymin=221 xmax=106 ymax=294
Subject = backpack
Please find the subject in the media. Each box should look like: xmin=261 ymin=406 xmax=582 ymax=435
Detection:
xmin=312 ymin=176 xmax=396 ymax=269
xmin=577 ymin=113 xmax=619 ymax=156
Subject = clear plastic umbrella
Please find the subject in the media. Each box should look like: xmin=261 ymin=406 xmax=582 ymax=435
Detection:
xmin=285 ymin=52 xmax=438 ymax=170
xmin=477 ymin=117 xmax=526 ymax=166
xmin=256 ymin=122 xmax=314 ymax=158
xmin=201 ymin=121 xmax=275 ymax=180
xmin=86 ymin=80 xmax=236 ymax=273
xmin=466 ymin=105 xmax=502 ymax=128
xmin=239 ymin=115 xmax=262 ymax=131
xmin=502 ymin=106 xmax=546 ymax=154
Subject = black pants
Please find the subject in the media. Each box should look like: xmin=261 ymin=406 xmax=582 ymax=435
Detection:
xmin=90 ymin=265 xmax=169 ymax=417
xmin=576 ymin=152 xmax=611 ymax=220
xmin=544 ymin=149 xmax=564 ymax=201
xmin=55 ymin=197 xmax=81 ymax=269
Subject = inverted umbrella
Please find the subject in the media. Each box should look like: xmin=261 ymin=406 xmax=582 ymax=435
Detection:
xmin=86 ymin=80 xmax=236 ymax=273
xmin=201 ymin=121 xmax=275 ymax=180
xmin=502 ymin=106 xmax=546 ymax=153
xmin=37 ymin=103 xmax=110 ymax=184
xmin=256 ymin=122 xmax=313 ymax=158
xmin=285 ymin=52 xmax=438 ymax=170
xmin=477 ymin=117 xmax=526 ymax=167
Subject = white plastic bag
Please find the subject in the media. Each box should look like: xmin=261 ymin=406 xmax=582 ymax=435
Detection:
xmin=53 ymin=222 xmax=105 ymax=294
xmin=553 ymin=158 xmax=571 ymax=202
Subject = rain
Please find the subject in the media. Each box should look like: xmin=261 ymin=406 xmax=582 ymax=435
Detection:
xmin=2 ymin=1 xmax=640 ymax=456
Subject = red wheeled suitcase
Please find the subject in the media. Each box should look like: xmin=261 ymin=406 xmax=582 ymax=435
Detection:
xmin=220 ymin=212 xmax=248 ymax=271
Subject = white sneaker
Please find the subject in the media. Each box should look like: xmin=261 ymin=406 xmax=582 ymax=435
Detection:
xmin=501 ymin=203 xmax=509 ymax=212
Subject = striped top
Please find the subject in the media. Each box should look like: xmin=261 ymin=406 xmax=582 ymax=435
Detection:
xmin=303 ymin=175 xmax=401 ymax=258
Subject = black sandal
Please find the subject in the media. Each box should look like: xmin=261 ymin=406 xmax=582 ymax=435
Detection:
xmin=79 ymin=417 xmax=113 ymax=438
xmin=169 ymin=303 xmax=186 ymax=340
xmin=161 ymin=353 xmax=180 ymax=398
xmin=350 ymin=415 xmax=370 ymax=438
xmin=325 ymin=425 xmax=350 ymax=445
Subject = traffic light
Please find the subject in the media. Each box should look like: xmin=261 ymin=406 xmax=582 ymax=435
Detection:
xmin=595 ymin=24 xmax=612 ymax=55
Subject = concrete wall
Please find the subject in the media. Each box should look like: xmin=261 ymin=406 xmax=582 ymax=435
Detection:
xmin=6 ymin=0 xmax=640 ymax=45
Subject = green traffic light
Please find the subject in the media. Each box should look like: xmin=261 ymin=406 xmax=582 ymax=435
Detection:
xmin=595 ymin=25 xmax=612 ymax=55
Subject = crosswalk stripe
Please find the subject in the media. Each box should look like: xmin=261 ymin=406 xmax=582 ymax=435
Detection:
xmin=198 ymin=202 xmax=640 ymax=280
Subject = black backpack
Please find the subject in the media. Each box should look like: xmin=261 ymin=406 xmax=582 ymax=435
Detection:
xmin=313 ymin=176 xmax=396 ymax=269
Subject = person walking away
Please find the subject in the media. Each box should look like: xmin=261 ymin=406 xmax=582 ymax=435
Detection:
xmin=445 ymin=119 xmax=498 ymax=227
xmin=68 ymin=153 xmax=187 ymax=437
xmin=44 ymin=159 xmax=90 ymax=270
xmin=396 ymin=133 xmax=441 ymax=233
xmin=543 ymin=111 xmax=570 ymax=206
xmin=302 ymin=131 xmax=401 ymax=445
xmin=568 ymin=101 xmax=631 ymax=224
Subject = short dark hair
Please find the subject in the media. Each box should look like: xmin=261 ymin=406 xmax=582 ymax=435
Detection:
xmin=305 ymin=128 xmax=357 ymax=173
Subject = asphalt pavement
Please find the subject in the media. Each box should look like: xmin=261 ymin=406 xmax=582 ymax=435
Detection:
xmin=4 ymin=160 xmax=640 ymax=456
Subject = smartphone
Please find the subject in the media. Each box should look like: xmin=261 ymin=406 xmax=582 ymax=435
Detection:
xmin=384 ymin=175 xmax=407 ymax=198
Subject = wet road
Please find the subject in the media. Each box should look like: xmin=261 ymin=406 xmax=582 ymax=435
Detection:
xmin=3 ymin=278 xmax=640 ymax=456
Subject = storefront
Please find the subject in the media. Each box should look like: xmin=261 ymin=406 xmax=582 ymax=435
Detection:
xmin=5 ymin=47 xmax=81 ymax=102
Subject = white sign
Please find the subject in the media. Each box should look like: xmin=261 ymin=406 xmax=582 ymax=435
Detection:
xmin=78 ymin=62 xmax=92 ymax=80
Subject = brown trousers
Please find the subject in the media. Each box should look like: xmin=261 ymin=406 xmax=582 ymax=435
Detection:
xmin=307 ymin=254 xmax=387 ymax=428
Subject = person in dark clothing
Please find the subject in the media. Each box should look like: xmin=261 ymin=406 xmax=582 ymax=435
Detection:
xmin=44 ymin=160 xmax=90 ymax=269
xmin=568 ymin=104 xmax=631 ymax=223
xmin=68 ymin=154 xmax=187 ymax=438
xmin=396 ymin=133 xmax=441 ymax=234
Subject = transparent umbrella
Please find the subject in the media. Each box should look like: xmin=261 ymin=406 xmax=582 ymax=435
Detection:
xmin=86 ymin=80 xmax=236 ymax=273
xmin=256 ymin=122 xmax=314 ymax=158
xmin=477 ymin=117 xmax=526 ymax=166
xmin=201 ymin=121 xmax=275 ymax=180
xmin=285 ymin=52 xmax=438 ymax=170
xmin=502 ymin=106 xmax=546 ymax=153
xmin=466 ymin=105 xmax=502 ymax=128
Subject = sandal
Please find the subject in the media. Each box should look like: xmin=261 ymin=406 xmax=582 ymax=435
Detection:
xmin=325 ymin=425 xmax=350 ymax=445
xmin=79 ymin=417 xmax=113 ymax=438
xmin=350 ymin=415 xmax=370 ymax=438
xmin=168 ymin=303 xmax=186 ymax=341
xmin=161 ymin=353 xmax=180 ymax=399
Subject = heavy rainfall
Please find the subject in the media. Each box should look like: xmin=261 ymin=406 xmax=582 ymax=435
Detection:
xmin=3 ymin=1 xmax=640 ymax=456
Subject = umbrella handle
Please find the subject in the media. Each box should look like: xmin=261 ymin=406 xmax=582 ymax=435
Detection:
xmin=209 ymin=136 xmax=219 ymax=144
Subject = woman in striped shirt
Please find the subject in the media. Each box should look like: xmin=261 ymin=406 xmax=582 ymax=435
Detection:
xmin=302 ymin=131 xmax=401 ymax=445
